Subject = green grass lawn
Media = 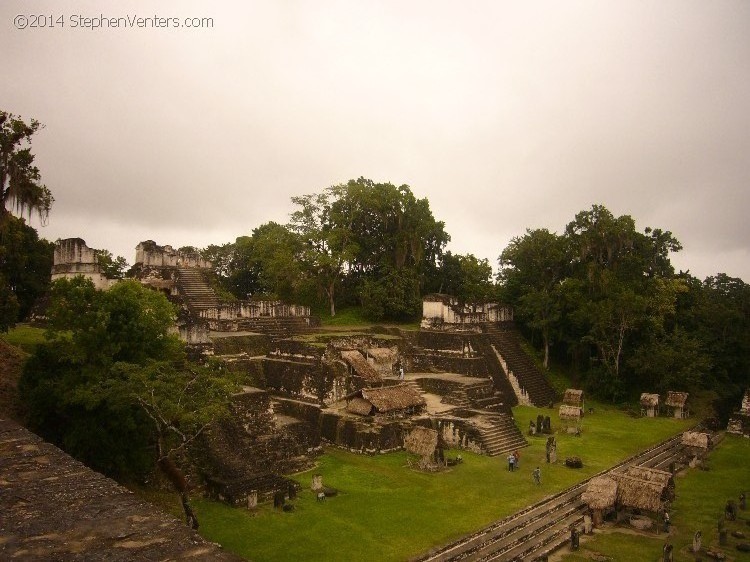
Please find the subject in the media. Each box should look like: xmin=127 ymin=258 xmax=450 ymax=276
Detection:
xmin=191 ymin=404 xmax=692 ymax=562
xmin=0 ymin=324 xmax=46 ymax=353
xmin=560 ymin=433 xmax=750 ymax=562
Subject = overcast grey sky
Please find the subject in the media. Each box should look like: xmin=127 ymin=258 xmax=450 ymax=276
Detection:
xmin=3 ymin=0 xmax=749 ymax=280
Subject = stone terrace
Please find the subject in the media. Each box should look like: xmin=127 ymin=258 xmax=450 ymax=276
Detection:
xmin=0 ymin=418 xmax=243 ymax=562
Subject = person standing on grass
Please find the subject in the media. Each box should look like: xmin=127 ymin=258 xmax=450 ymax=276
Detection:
xmin=507 ymin=453 xmax=515 ymax=471
xmin=512 ymin=450 xmax=520 ymax=469
xmin=533 ymin=466 xmax=541 ymax=485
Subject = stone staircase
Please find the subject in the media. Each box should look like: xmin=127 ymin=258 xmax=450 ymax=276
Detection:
xmin=477 ymin=414 xmax=528 ymax=457
xmin=482 ymin=323 xmax=556 ymax=407
xmin=176 ymin=268 xmax=221 ymax=312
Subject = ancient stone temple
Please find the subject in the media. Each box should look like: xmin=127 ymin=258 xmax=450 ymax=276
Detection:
xmin=51 ymin=238 xmax=116 ymax=290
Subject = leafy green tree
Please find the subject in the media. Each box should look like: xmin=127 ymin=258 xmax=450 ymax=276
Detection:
xmin=0 ymin=215 xmax=53 ymax=324
xmin=21 ymin=277 xmax=238 ymax=527
xmin=499 ymin=228 xmax=569 ymax=368
xmin=0 ymin=274 xmax=19 ymax=331
xmin=94 ymin=249 xmax=129 ymax=279
xmin=289 ymin=191 xmax=357 ymax=316
xmin=0 ymin=111 xmax=53 ymax=225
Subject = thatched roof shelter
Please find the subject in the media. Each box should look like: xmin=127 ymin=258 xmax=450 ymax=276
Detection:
xmin=563 ymin=389 xmax=584 ymax=407
xmin=346 ymin=397 xmax=374 ymax=416
xmin=559 ymin=404 xmax=582 ymax=420
xmin=582 ymin=476 xmax=618 ymax=510
xmin=620 ymin=466 xmax=673 ymax=488
xmin=345 ymin=385 xmax=426 ymax=416
xmin=612 ymin=473 xmax=667 ymax=513
xmin=640 ymin=393 xmax=660 ymax=407
xmin=682 ymin=431 xmax=710 ymax=449
xmin=341 ymin=350 xmax=382 ymax=383
xmin=404 ymin=426 xmax=438 ymax=457
xmin=665 ymin=391 xmax=688 ymax=408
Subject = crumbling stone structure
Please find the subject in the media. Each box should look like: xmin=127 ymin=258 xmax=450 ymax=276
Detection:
xmin=727 ymin=389 xmax=750 ymax=435
xmin=51 ymin=238 xmax=116 ymax=290
xmin=421 ymin=293 xmax=513 ymax=331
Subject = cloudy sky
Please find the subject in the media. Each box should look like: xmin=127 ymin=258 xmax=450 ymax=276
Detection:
xmin=3 ymin=0 xmax=749 ymax=280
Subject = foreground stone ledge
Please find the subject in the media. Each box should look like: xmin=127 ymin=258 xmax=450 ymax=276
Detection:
xmin=0 ymin=418 xmax=244 ymax=561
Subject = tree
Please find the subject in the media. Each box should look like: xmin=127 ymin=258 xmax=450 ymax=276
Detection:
xmin=94 ymin=249 xmax=129 ymax=279
xmin=0 ymin=215 xmax=53 ymax=325
xmin=0 ymin=111 xmax=53 ymax=225
xmin=289 ymin=191 xmax=356 ymax=316
xmin=21 ymin=277 xmax=238 ymax=527
xmin=108 ymin=360 xmax=237 ymax=529
xmin=499 ymin=229 xmax=568 ymax=368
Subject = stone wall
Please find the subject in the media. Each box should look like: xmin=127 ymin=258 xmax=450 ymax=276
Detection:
xmin=135 ymin=240 xmax=211 ymax=269
xmin=263 ymin=357 xmax=352 ymax=405
xmin=196 ymin=389 xmax=319 ymax=506
xmin=425 ymin=416 xmax=484 ymax=454
xmin=319 ymin=412 xmax=409 ymax=453
xmin=51 ymin=238 xmax=114 ymax=290
xmin=421 ymin=294 xmax=513 ymax=328
xmin=199 ymin=300 xmax=312 ymax=320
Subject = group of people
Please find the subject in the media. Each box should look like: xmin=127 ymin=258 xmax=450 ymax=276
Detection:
xmin=505 ymin=450 xmax=541 ymax=484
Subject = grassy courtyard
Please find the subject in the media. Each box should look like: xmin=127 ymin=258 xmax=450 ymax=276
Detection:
xmin=187 ymin=402 xmax=692 ymax=562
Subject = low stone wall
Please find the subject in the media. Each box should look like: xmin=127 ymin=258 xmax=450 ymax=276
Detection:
xmin=263 ymin=357 xmax=352 ymax=405
xmin=417 ymin=330 xmax=483 ymax=352
xmin=428 ymin=416 xmax=484 ymax=454
xmin=410 ymin=352 xmax=490 ymax=377
xmin=319 ymin=412 xmax=409 ymax=453
xmin=210 ymin=333 xmax=271 ymax=356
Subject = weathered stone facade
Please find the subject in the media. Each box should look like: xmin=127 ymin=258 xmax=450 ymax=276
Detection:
xmin=421 ymin=294 xmax=513 ymax=330
xmin=51 ymin=238 xmax=115 ymax=290
xmin=135 ymin=240 xmax=212 ymax=269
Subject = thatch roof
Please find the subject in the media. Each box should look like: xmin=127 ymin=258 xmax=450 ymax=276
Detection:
xmin=559 ymin=404 xmax=582 ymax=420
xmin=620 ymin=466 xmax=673 ymax=487
xmin=404 ymin=426 xmax=438 ymax=457
xmin=366 ymin=347 xmax=396 ymax=362
xmin=682 ymin=431 xmax=710 ymax=449
xmin=612 ymin=473 xmax=666 ymax=512
xmin=346 ymin=385 xmax=426 ymax=414
xmin=640 ymin=393 xmax=660 ymax=407
xmin=346 ymin=397 xmax=373 ymax=416
xmin=582 ymin=476 xmax=618 ymax=510
xmin=665 ymin=391 xmax=688 ymax=408
xmin=563 ymin=389 xmax=584 ymax=406
xmin=341 ymin=350 xmax=382 ymax=383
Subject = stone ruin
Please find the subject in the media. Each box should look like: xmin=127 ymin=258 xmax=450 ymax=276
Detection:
xmin=421 ymin=293 xmax=513 ymax=331
xmin=51 ymin=237 xmax=117 ymax=290
xmin=727 ymin=389 xmax=750 ymax=436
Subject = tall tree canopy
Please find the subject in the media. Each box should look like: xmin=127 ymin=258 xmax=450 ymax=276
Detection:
xmin=0 ymin=111 xmax=53 ymax=225
xmin=498 ymin=205 xmax=699 ymax=401
xmin=286 ymin=178 xmax=449 ymax=319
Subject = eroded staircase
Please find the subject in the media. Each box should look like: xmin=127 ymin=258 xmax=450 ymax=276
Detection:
xmin=176 ymin=267 xmax=220 ymax=312
xmin=482 ymin=323 xmax=556 ymax=407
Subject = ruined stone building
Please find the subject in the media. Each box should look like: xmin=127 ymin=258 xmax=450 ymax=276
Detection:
xmin=51 ymin=238 xmax=116 ymax=290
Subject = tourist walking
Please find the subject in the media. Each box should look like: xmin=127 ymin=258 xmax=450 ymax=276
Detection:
xmin=507 ymin=453 xmax=515 ymax=472
xmin=512 ymin=450 xmax=520 ymax=469
xmin=663 ymin=510 xmax=670 ymax=533
xmin=533 ymin=466 xmax=541 ymax=485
